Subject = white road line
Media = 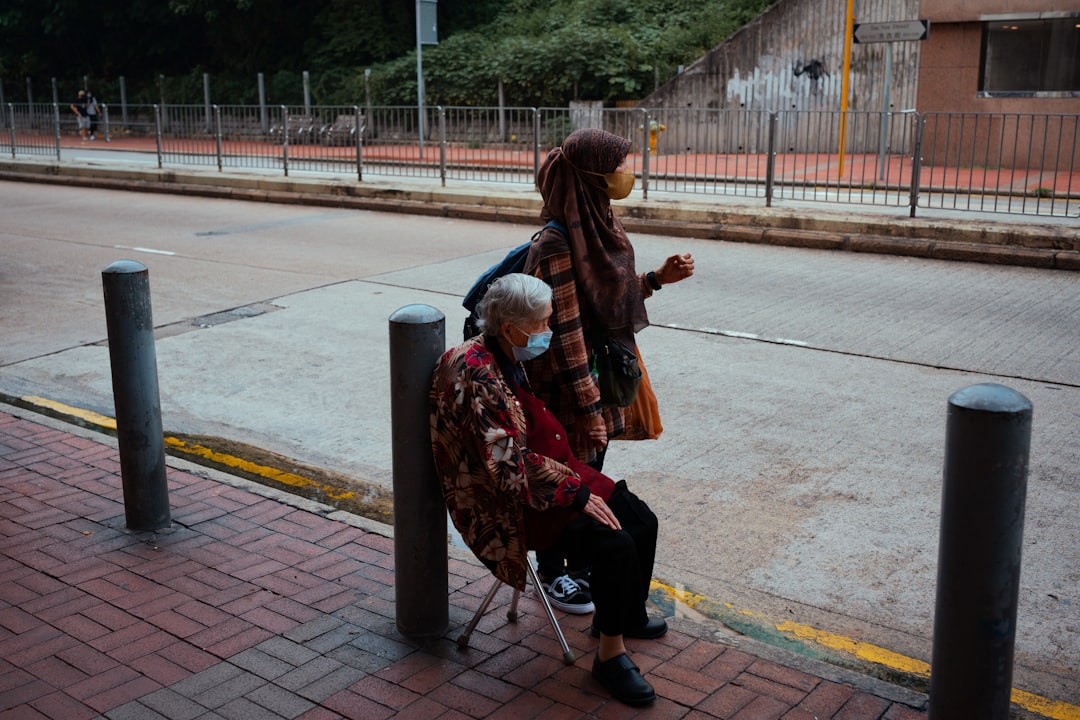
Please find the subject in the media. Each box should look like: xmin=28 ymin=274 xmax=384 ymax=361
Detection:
xmin=657 ymin=322 xmax=809 ymax=347
xmin=114 ymin=245 xmax=176 ymax=256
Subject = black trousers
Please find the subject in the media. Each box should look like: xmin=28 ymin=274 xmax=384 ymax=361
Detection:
xmin=547 ymin=480 xmax=658 ymax=637
xmin=536 ymin=446 xmax=608 ymax=580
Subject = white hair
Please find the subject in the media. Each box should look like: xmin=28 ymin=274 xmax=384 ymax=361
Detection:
xmin=476 ymin=273 xmax=552 ymax=337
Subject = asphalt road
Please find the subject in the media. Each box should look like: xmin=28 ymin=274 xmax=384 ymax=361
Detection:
xmin=2 ymin=179 xmax=1077 ymax=707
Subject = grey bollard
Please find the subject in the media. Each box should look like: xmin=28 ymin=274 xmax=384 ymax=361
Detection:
xmin=389 ymin=304 xmax=448 ymax=638
xmin=929 ymin=383 xmax=1032 ymax=720
xmin=101 ymin=260 xmax=171 ymax=531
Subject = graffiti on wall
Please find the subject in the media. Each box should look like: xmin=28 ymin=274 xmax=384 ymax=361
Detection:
xmin=793 ymin=59 xmax=829 ymax=94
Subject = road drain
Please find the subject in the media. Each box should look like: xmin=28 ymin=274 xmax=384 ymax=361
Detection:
xmin=192 ymin=302 xmax=282 ymax=328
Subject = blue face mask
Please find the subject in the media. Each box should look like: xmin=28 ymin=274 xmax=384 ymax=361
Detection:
xmin=511 ymin=327 xmax=552 ymax=362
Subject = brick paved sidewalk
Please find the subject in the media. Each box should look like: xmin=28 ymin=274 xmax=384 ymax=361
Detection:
xmin=0 ymin=408 xmax=928 ymax=719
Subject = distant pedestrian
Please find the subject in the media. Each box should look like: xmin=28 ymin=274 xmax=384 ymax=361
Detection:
xmin=85 ymin=90 xmax=101 ymax=140
xmin=70 ymin=90 xmax=90 ymax=141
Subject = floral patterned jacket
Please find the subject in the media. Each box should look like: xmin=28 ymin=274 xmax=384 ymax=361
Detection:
xmin=429 ymin=336 xmax=587 ymax=590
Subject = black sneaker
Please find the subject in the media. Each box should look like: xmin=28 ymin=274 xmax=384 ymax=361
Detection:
xmin=568 ymin=568 xmax=592 ymax=594
xmin=542 ymin=574 xmax=595 ymax=614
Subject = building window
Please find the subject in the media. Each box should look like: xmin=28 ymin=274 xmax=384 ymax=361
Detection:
xmin=980 ymin=16 xmax=1080 ymax=95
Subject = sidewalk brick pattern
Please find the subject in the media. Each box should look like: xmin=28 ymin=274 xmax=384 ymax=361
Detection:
xmin=0 ymin=411 xmax=928 ymax=719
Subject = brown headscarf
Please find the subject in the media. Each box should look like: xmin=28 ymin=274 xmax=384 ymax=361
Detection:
xmin=526 ymin=128 xmax=648 ymax=342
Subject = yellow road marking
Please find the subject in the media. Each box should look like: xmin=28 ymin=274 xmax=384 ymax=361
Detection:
xmin=163 ymin=437 xmax=355 ymax=500
xmin=23 ymin=396 xmax=117 ymax=430
xmin=776 ymin=620 xmax=931 ymax=676
xmin=18 ymin=396 xmax=354 ymax=501
xmin=653 ymin=581 xmax=1079 ymax=720
xmin=1011 ymin=690 xmax=1080 ymax=720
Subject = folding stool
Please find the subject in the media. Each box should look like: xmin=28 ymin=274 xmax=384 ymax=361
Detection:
xmin=456 ymin=557 xmax=575 ymax=665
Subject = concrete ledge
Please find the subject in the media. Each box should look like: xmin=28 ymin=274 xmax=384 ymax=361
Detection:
xmin=2 ymin=160 xmax=1077 ymax=271
xmin=848 ymin=235 xmax=934 ymax=257
xmin=714 ymin=225 xmax=768 ymax=244
xmin=1056 ymin=251 xmax=1080 ymax=271
xmin=762 ymin=228 xmax=847 ymax=251
xmin=929 ymin=241 xmax=1058 ymax=269
xmin=621 ymin=217 xmax=719 ymax=239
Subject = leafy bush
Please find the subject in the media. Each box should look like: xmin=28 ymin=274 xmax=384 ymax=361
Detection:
xmin=1 ymin=0 xmax=774 ymax=109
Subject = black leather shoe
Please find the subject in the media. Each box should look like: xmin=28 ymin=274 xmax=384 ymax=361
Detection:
xmin=592 ymin=652 xmax=655 ymax=706
xmin=590 ymin=616 xmax=668 ymax=639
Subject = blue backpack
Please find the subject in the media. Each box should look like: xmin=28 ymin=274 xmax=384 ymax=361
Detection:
xmin=462 ymin=220 xmax=567 ymax=340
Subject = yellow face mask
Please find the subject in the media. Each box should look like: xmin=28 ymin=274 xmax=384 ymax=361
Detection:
xmin=563 ymin=151 xmax=636 ymax=200
xmin=602 ymin=170 xmax=635 ymax=200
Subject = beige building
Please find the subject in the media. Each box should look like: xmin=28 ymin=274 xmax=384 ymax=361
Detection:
xmin=920 ymin=0 xmax=1080 ymax=114
xmin=919 ymin=1 xmax=1079 ymax=168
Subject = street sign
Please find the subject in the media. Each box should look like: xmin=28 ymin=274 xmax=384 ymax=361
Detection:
xmin=852 ymin=19 xmax=929 ymax=43
xmin=419 ymin=0 xmax=438 ymax=45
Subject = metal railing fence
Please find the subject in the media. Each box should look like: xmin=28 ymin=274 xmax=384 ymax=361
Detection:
xmin=919 ymin=112 xmax=1079 ymax=217
xmin=769 ymin=109 xmax=922 ymax=210
xmin=364 ymin=105 xmax=440 ymax=180
xmin=154 ymin=105 xmax=366 ymax=177
xmin=644 ymin=108 xmax=771 ymax=199
xmin=3 ymin=104 xmax=61 ymax=159
xmin=2 ymin=102 xmax=1077 ymax=218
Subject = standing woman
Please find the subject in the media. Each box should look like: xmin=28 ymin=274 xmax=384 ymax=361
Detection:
xmin=524 ymin=128 xmax=694 ymax=605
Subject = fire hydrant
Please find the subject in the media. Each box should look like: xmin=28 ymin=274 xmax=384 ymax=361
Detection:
xmin=640 ymin=120 xmax=666 ymax=153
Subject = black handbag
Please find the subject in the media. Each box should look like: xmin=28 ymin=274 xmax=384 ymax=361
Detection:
xmin=595 ymin=337 xmax=642 ymax=407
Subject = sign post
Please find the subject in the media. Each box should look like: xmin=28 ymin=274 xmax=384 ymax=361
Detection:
xmin=849 ymin=19 xmax=930 ymax=182
xmin=415 ymin=0 xmax=438 ymax=155
xmin=852 ymin=19 xmax=929 ymax=44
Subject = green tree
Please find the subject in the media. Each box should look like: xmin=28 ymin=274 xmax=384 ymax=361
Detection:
xmin=0 ymin=0 xmax=772 ymax=107
xmin=363 ymin=0 xmax=775 ymax=107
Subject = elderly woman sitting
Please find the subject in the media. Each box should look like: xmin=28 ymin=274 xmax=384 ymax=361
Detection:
xmin=429 ymin=273 xmax=665 ymax=706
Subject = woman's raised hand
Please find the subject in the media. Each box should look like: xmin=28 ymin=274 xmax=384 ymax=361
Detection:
xmin=656 ymin=253 xmax=695 ymax=286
